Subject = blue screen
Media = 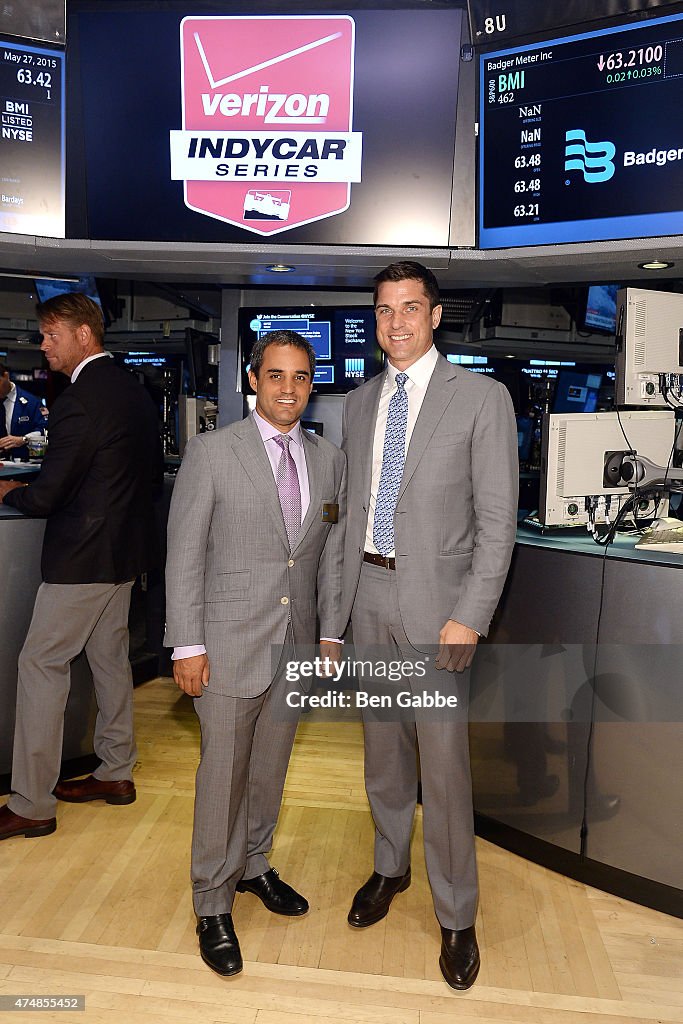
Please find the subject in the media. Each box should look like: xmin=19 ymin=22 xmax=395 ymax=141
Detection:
xmin=239 ymin=306 xmax=383 ymax=394
xmin=479 ymin=10 xmax=683 ymax=247
xmin=34 ymin=274 xmax=101 ymax=307
xmin=585 ymin=284 xmax=619 ymax=332
xmin=552 ymin=369 xmax=603 ymax=413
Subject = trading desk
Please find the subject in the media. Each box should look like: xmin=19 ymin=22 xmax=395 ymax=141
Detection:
xmin=470 ymin=525 xmax=683 ymax=916
xmin=0 ymin=505 xmax=96 ymax=784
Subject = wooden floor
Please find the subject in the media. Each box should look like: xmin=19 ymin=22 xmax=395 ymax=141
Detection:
xmin=1 ymin=677 xmax=681 ymax=1023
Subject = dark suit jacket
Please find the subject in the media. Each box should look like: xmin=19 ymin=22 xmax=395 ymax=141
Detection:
xmin=4 ymin=357 xmax=163 ymax=584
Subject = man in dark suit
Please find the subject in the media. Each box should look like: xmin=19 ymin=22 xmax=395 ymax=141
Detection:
xmin=165 ymin=331 xmax=345 ymax=977
xmin=0 ymin=292 xmax=162 ymax=841
xmin=0 ymin=360 xmax=48 ymax=461
xmin=338 ymin=262 xmax=518 ymax=990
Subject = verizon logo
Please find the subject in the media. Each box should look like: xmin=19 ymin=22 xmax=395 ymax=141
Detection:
xmin=201 ymin=87 xmax=330 ymax=124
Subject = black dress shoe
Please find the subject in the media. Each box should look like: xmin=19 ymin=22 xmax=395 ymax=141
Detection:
xmin=196 ymin=914 xmax=243 ymax=976
xmin=439 ymin=925 xmax=480 ymax=990
xmin=347 ymin=868 xmax=411 ymax=928
xmin=236 ymin=868 xmax=308 ymax=916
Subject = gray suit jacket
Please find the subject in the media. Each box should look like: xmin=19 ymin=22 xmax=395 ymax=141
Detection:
xmin=164 ymin=415 xmax=346 ymax=696
xmin=338 ymin=354 xmax=518 ymax=645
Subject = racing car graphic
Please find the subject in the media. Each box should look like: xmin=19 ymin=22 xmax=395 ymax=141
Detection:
xmin=243 ymin=190 xmax=292 ymax=221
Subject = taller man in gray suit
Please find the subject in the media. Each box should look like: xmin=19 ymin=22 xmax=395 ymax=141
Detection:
xmin=165 ymin=330 xmax=345 ymax=978
xmin=339 ymin=262 xmax=518 ymax=990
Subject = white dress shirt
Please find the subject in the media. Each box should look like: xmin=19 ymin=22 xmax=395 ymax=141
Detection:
xmin=252 ymin=409 xmax=310 ymax=516
xmin=71 ymin=351 xmax=112 ymax=382
xmin=2 ymin=381 xmax=17 ymax=433
xmin=365 ymin=345 xmax=439 ymax=556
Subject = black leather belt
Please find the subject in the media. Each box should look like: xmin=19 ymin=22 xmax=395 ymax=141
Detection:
xmin=363 ymin=551 xmax=395 ymax=570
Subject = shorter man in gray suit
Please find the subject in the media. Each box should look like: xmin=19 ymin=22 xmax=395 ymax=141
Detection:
xmin=165 ymin=330 xmax=345 ymax=977
xmin=339 ymin=262 xmax=518 ymax=990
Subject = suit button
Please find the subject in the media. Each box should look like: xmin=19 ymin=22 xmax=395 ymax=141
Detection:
xmin=288 ymin=559 xmax=295 ymax=567
xmin=281 ymin=596 xmax=289 ymax=605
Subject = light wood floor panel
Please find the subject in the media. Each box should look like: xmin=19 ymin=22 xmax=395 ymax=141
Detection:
xmin=1 ymin=677 xmax=680 ymax=1024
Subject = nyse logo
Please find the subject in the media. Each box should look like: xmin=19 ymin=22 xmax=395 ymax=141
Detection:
xmin=345 ymin=357 xmax=365 ymax=378
xmin=564 ymin=129 xmax=615 ymax=183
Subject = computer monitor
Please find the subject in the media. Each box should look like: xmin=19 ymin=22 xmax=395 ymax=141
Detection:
xmin=539 ymin=410 xmax=675 ymax=527
xmin=186 ymin=328 xmax=219 ymax=400
xmin=516 ymin=415 xmax=534 ymax=463
xmin=585 ymin=285 xmax=619 ymax=333
xmin=552 ymin=369 xmax=603 ymax=414
xmin=34 ymin=274 xmax=102 ymax=307
xmin=238 ymin=306 xmax=383 ymax=394
xmin=615 ymin=288 xmax=683 ymax=407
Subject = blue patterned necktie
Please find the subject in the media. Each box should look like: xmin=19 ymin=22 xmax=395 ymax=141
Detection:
xmin=373 ymin=371 xmax=409 ymax=556
xmin=274 ymin=434 xmax=302 ymax=547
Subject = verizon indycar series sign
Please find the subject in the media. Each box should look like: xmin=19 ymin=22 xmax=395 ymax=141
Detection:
xmin=170 ymin=16 xmax=361 ymax=236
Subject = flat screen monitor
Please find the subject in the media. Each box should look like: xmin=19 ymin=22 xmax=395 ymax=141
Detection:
xmin=516 ymin=414 xmax=534 ymax=462
xmin=552 ymin=369 xmax=603 ymax=413
xmin=539 ymin=409 xmax=674 ymax=527
xmin=0 ymin=34 xmax=65 ymax=238
xmin=186 ymin=328 xmax=219 ymax=400
xmin=66 ymin=2 xmax=470 ymax=246
xmin=238 ymin=307 xmax=383 ymax=395
xmin=0 ymin=1 xmax=65 ymax=44
xmin=478 ymin=9 xmax=683 ymax=248
xmin=615 ymin=287 xmax=683 ymax=406
xmin=301 ymin=420 xmax=323 ymax=436
xmin=585 ymin=284 xmax=619 ymax=332
xmin=468 ymin=0 xmax=669 ymax=50
xmin=34 ymin=274 xmax=101 ymax=307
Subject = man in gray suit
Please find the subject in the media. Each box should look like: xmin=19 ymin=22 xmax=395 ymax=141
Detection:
xmin=165 ymin=330 xmax=345 ymax=977
xmin=339 ymin=262 xmax=518 ymax=990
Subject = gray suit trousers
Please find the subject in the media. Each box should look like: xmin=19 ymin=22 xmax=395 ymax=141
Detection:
xmin=191 ymin=639 xmax=299 ymax=916
xmin=9 ymin=580 xmax=136 ymax=819
xmin=351 ymin=561 xmax=478 ymax=931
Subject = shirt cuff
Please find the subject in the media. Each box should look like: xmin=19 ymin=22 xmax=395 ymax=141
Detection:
xmin=172 ymin=645 xmax=207 ymax=660
xmin=319 ymin=637 xmax=344 ymax=644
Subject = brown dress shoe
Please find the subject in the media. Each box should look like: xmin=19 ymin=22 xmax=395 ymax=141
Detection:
xmin=54 ymin=776 xmax=136 ymax=805
xmin=0 ymin=804 xmax=56 ymax=840
xmin=347 ymin=868 xmax=411 ymax=927
xmin=439 ymin=925 xmax=480 ymax=990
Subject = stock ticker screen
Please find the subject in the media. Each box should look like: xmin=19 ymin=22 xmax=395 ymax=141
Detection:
xmin=0 ymin=35 xmax=64 ymax=237
xmin=478 ymin=9 xmax=683 ymax=248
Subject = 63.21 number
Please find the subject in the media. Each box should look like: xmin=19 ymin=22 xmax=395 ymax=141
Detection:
xmin=513 ymin=203 xmax=539 ymax=217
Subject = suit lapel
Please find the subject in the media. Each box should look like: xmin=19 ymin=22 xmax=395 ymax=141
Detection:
xmin=232 ymin=416 xmax=290 ymax=548
xmin=398 ymin=356 xmax=457 ymax=501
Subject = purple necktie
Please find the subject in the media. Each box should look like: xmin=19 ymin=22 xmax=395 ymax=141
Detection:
xmin=274 ymin=434 xmax=301 ymax=547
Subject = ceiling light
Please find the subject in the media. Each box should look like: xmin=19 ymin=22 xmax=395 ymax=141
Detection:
xmin=638 ymin=260 xmax=674 ymax=270
xmin=0 ymin=270 xmax=80 ymax=282
xmin=266 ymin=263 xmax=295 ymax=273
